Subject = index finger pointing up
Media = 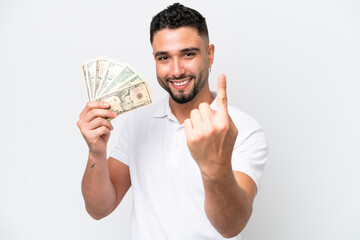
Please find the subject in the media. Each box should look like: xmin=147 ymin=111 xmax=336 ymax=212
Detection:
xmin=217 ymin=74 xmax=228 ymax=113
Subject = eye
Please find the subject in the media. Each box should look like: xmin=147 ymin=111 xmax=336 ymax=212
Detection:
xmin=183 ymin=52 xmax=195 ymax=58
xmin=158 ymin=56 xmax=168 ymax=61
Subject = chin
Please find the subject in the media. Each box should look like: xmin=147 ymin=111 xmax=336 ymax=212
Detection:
xmin=169 ymin=90 xmax=197 ymax=104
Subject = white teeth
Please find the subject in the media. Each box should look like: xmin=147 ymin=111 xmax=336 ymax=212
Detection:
xmin=173 ymin=79 xmax=190 ymax=86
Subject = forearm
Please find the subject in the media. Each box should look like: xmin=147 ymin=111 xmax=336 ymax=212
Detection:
xmin=201 ymin=165 xmax=252 ymax=238
xmin=81 ymin=152 xmax=117 ymax=219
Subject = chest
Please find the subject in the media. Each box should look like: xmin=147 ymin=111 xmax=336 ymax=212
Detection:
xmin=127 ymin=118 xmax=204 ymax=202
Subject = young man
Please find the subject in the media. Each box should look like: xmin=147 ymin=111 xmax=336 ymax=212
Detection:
xmin=77 ymin=3 xmax=267 ymax=239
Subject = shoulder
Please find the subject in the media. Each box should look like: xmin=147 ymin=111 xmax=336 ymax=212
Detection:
xmin=227 ymin=105 xmax=262 ymax=131
xmin=227 ymin=105 xmax=266 ymax=146
xmin=229 ymin=105 xmax=268 ymax=190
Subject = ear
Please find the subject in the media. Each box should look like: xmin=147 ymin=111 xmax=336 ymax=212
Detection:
xmin=207 ymin=44 xmax=215 ymax=67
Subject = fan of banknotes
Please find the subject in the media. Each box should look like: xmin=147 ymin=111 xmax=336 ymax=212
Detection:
xmin=82 ymin=57 xmax=152 ymax=119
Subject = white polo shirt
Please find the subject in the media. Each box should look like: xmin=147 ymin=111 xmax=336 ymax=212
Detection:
xmin=110 ymin=95 xmax=267 ymax=240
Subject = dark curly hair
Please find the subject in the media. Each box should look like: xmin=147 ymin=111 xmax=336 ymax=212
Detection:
xmin=150 ymin=3 xmax=209 ymax=44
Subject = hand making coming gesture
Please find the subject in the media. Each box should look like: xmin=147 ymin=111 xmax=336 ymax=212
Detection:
xmin=184 ymin=74 xmax=238 ymax=177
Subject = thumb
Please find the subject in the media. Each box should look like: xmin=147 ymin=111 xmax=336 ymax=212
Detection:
xmin=217 ymin=74 xmax=228 ymax=113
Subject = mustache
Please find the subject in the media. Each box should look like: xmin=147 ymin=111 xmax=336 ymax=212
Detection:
xmin=166 ymin=74 xmax=195 ymax=82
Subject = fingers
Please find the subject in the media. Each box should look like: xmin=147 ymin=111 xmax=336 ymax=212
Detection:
xmin=217 ymin=74 xmax=228 ymax=113
xmin=94 ymin=125 xmax=111 ymax=137
xmin=188 ymin=103 xmax=213 ymax=127
xmin=87 ymin=116 xmax=113 ymax=131
xmin=83 ymin=108 xmax=117 ymax=123
xmin=184 ymin=103 xmax=213 ymax=138
xmin=198 ymin=102 xmax=213 ymax=124
xmin=77 ymin=101 xmax=116 ymax=139
xmin=79 ymin=101 xmax=116 ymax=121
xmin=80 ymin=101 xmax=112 ymax=119
xmin=184 ymin=118 xmax=193 ymax=137
xmin=190 ymin=109 xmax=202 ymax=127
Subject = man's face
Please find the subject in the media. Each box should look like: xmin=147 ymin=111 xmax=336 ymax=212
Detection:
xmin=152 ymin=27 xmax=213 ymax=104
xmin=121 ymin=95 xmax=134 ymax=111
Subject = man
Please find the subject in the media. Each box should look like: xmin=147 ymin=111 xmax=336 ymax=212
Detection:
xmin=77 ymin=3 xmax=267 ymax=239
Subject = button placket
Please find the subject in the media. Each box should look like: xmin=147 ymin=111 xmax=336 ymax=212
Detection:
xmin=167 ymin=125 xmax=183 ymax=170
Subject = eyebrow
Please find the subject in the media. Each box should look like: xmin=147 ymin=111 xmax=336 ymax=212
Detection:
xmin=180 ymin=47 xmax=200 ymax=53
xmin=154 ymin=51 xmax=168 ymax=58
xmin=154 ymin=47 xmax=201 ymax=58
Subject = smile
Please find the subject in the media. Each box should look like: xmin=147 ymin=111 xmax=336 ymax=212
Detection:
xmin=172 ymin=79 xmax=190 ymax=86
xmin=169 ymin=78 xmax=192 ymax=89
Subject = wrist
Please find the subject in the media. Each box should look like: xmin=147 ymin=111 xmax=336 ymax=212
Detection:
xmin=200 ymin=162 xmax=233 ymax=182
xmin=88 ymin=150 xmax=107 ymax=162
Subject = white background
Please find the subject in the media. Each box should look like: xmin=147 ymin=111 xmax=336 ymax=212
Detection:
xmin=1 ymin=0 xmax=359 ymax=239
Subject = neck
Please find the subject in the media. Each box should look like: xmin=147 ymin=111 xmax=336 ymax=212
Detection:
xmin=169 ymin=83 xmax=214 ymax=124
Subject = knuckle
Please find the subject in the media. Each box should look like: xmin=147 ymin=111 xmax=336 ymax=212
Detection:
xmin=219 ymin=96 xmax=227 ymax=105
xmin=100 ymin=126 xmax=109 ymax=134
xmin=94 ymin=116 xmax=103 ymax=125
xmin=232 ymin=125 xmax=239 ymax=137
xmin=86 ymin=101 xmax=94 ymax=108
xmin=82 ymin=131 xmax=91 ymax=140
xmin=190 ymin=109 xmax=199 ymax=117
xmin=218 ymin=121 xmax=229 ymax=131
xmin=234 ymin=128 xmax=238 ymax=137
xmin=88 ymin=109 xmax=96 ymax=118
xmin=97 ymin=127 xmax=104 ymax=135
xmin=207 ymin=127 xmax=216 ymax=136
xmin=199 ymin=102 xmax=208 ymax=110
xmin=101 ymin=118 xmax=111 ymax=128
xmin=187 ymin=136 xmax=195 ymax=145
xmin=184 ymin=119 xmax=192 ymax=129
xmin=192 ymin=132 xmax=203 ymax=143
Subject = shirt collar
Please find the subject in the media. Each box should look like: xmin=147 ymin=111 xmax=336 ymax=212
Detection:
xmin=153 ymin=91 xmax=218 ymax=119
xmin=153 ymin=95 xmax=171 ymax=119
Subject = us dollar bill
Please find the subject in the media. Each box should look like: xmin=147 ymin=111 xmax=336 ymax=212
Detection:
xmin=120 ymin=73 xmax=146 ymax=88
xmin=82 ymin=64 xmax=91 ymax=101
xmin=94 ymin=81 xmax=152 ymax=119
xmin=99 ymin=65 xmax=136 ymax=96
xmin=82 ymin=57 xmax=153 ymax=119
xmin=85 ymin=59 xmax=98 ymax=100
xmin=94 ymin=59 xmax=109 ymax=99
xmin=96 ymin=60 xmax=125 ymax=98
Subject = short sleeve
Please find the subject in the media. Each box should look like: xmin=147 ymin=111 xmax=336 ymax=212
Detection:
xmin=109 ymin=115 xmax=132 ymax=166
xmin=230 ymin=113 xmax=268 ymax=190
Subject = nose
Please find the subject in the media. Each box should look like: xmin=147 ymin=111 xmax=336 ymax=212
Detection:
xmin=171 ymin=57 xmax=185 ymax=78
